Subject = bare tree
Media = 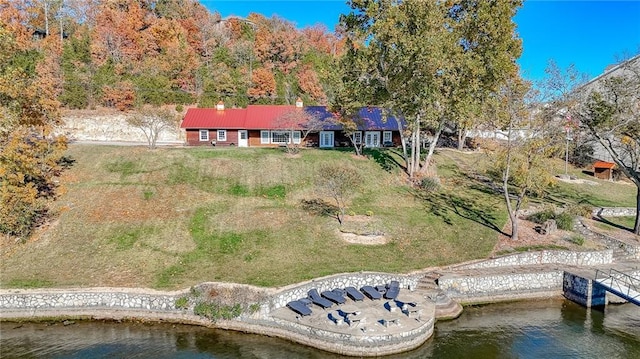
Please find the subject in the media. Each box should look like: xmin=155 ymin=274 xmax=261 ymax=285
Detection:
xmin=127 ymin=106 xmax=178 ymax=149
xmin=315 ymin=163 xmax=362 ymax=225
xmin=273 ymin=107 xmax=333 ymax=155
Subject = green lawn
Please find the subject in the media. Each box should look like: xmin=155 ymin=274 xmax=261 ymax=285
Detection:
xmin=0 ymin=145 xmax=634 ymax=290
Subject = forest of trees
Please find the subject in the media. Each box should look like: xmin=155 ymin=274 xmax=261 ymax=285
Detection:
xmin=2 ymin=0 xmax=344 ymax=112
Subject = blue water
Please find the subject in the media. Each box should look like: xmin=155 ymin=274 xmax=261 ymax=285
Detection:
xmin=1 ymin=299 xmax=638 ymax=358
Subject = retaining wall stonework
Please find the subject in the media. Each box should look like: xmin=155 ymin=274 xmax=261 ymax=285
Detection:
xmin=56 ymin=114 xmax=183 ymax=143
xmin=593 ymin=207 xmax=636 ymax=217
xmin=0 ymin=273 xmax=424 ymax=357
xmin=451 ymin=250 xmax=613 ymax=270
xmin=438 ymin=271 xmax=564 ymax=304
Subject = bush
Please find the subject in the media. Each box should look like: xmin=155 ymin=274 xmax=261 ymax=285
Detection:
xmin=193 ymin=302 xmax=243 ymax=321
xmin=555 ymin=212 xmax=575 ymax=231
xmin=567 ymin=204 xmax=594 ymax=217
xmin=175 ymin=296 xmax=189 ymax=309
xmin=420 ymin=176 xmax=441 ymax=192
xmin=528 ymin=208 xmax=575 ymax=231
xmin=527 ymin=209 xmax=555 ymax=224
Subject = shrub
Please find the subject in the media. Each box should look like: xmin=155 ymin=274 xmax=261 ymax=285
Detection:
xmin=420 ymin=176 xmax=440 ymax=192
xmin=175 ymin=296 xmax=189 ymax=309
xmin=567 ymin=203 xmax=594 ymax=218
xmin=555 ymin=212 xmax=575 ymax=231
xmin=527 ymin=209 xmax=555 ymax=224
xmin=143 ymin=189 xmax=154 ymax=200
xmin=193 ymin=302 xmax=243 ymax=321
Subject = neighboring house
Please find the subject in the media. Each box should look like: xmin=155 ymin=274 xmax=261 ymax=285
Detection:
xmin=577 ymin=55 xmax=640 ymax=164
xmin=180 ymin=101 xmax=405 ymax=148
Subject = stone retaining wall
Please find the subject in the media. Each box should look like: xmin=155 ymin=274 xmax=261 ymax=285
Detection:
xmin=0 ymin=287 xmax=187 ymax=318
xmin=0 ymin=273 xmax=423 ymax=357
xmin=593 ymin=207 xmax=636 ymax=217
xmin=56 ymin=114 xmax=183 ymax=143
xmin=234 ymin=314 xmax=435 ymax=357
xmin=451 ymin=250 xmax=613 ymax=270
xmin=438 ymin=271 xmax=564 ymax=304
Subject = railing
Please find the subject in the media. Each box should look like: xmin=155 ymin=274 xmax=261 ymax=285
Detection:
xmin=594 ymin=269 xmax=640 ymax=306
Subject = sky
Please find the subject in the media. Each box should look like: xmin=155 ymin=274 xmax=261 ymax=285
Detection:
xmin=201 ymin=1 xmax=640 ymax=83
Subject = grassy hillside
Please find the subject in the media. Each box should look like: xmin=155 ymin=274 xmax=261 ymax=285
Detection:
xmin=1 ymin=145 xmax=635 ymax=290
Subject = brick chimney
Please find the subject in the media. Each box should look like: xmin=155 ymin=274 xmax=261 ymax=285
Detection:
xmin=295 ymin=97 xmax=303 ymax=108
xmin=216 ymin=101 xmax=224 ymax=111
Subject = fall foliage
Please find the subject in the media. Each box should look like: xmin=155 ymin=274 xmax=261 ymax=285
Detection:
xmin=1 ymin=0 xmax=343 ymax=111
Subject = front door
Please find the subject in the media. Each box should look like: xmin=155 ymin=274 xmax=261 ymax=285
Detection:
xmin=238 ymin=130 xmax=248 ymax=147
xmin=365 ymin=131 xmax=380 ymax=148
xmin=319 ymin=131 xmax=334 ymax=148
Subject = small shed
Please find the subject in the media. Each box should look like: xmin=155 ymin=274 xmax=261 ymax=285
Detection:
xmin=593 ymin=161 xmax=616 ymax=180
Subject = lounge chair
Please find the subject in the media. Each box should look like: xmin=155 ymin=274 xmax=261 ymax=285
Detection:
xmin=360 ymin=285 xmax=382 ymax=300
xmin=308 ymin=289 xmax=333 ymax=308
xmin=287 ymin=300 xmax=312 ymax=316
xmin=322 ymin=289 xmax=346 ymax=304
xmin=345 ymin=286 xmax=365 ymax=301
xmin=384 ymin=280 xmax=400 ymax=300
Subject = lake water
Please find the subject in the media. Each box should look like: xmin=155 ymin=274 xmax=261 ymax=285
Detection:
xmin=1 ymin=299 xmax=639 ymax=358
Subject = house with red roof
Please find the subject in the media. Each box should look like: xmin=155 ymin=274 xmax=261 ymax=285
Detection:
xmin=180 ymin=100 xmax=405 ymax=148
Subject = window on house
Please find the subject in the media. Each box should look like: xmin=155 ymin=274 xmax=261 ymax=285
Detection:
xmin=352 ymin=131 xmax=362 ymax=144
xmin=199 ymin=129 xmax=209 ymax=141
xmin=271 ymin=131 xmax=290 ymax=144
xmin=383 ymin=131 xmax=393 ymax=144
xmin=261 ymin=130 xmax=270 ymax=144
xmin=292 ymin=131 xmax=301 ymax=144
xmin=217 ymin=130 xmax=227 ymax=141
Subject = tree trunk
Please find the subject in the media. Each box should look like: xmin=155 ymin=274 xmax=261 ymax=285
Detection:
xmin=410 ymin=124 xmax=421 ymax=178
xmin=502 ymin=163 xmax=518 ymax=241
xmin=457 ymin=127 xmax=466 ymax=151
xmin=397 ymin=117 xmax=408 ymax=170
xmin=420 ymin=125 xmax=443 ymax=174
xmin=635 ymin=187 xmax=640 ymax=236
xmin=44 ymin=1 xmax=50 ymax=36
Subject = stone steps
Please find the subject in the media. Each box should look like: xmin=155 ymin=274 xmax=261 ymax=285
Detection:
xmin=417 ymin=272 xmax=441 ymax=291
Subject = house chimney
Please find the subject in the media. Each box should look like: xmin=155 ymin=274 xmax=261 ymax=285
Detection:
xmin=216 ymin=101 xmax=225 ymax=111
xmin=295 ymin=97 xmax=303 ymax=108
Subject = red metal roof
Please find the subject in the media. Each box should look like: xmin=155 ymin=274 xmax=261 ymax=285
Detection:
xmin=244 ymin=105 xmax=298 ymax=129
xmin=180 ymin=108 xmax=247 ymax=129
xmin=593 ymin=161 xmax=616 ymax=169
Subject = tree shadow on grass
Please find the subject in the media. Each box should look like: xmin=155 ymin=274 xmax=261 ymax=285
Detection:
xmin=300 ymin=199 xmax=340 ymax=222
xmin=365 ymin=148 xmax=405 ymax=172
xmin=417 ymin=188 xmax=509 ymax=237
xmin=593 ymin=215 xmax=634 ymax=232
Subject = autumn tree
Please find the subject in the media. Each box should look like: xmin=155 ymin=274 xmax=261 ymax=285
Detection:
xmin=0 ymin=23 xmax=67 ymax=239
xmin=127 ymin=105 xmax=178 ymax=149
xmin=487 ymin=78 xmax=562 ymax=241
xmin=297 ymin=66 xmax=326 ymax=104
xmin=340 ymin=0 xmax=522 ymax=180
xmin=248 ymin=67 xmax=276 ymax=102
